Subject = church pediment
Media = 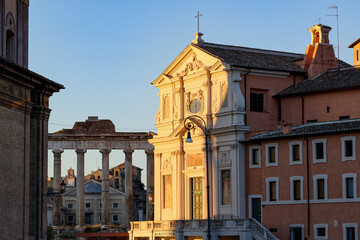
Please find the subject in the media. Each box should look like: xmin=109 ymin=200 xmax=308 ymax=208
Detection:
xmin=152 ymin=45 xmax=222 ymax=86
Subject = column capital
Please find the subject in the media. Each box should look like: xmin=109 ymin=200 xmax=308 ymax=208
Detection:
xmin=99 ymin=148 xmax=111 ymax=154
xmin=75 ymin=148 xmax=87 ymax=153
xmin=123 ymin=148 xmax=134 ymax=154
xmin=145 ymin=148 xmax=154 ymax=155
xmin=52 ymin=148 xmax=64 ymax=154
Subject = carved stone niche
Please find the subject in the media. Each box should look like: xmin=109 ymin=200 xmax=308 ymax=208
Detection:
xmin=218 ymin=151 xmax=231 ymax=167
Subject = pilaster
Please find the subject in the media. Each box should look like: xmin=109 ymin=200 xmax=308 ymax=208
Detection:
xmin=145 ymin=148 xmax=154 ymax=220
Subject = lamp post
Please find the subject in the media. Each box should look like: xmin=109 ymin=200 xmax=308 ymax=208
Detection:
xmin=184 ymin=115 xmax=211 ymax=240
xmin=53 ymin=180 xmax=66 ymax=227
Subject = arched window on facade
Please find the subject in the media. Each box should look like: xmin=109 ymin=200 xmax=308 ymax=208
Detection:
xmin=5 ymin=12 xmax=16 ymax=62
xmin=6 ymin=29 xmax=15 ymax=61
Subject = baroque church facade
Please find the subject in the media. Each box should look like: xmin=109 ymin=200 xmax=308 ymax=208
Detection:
xmin=130 ymin=24 xmax=360 ymax=240
xmin=0 ymin=0 xmax=63 ymax=239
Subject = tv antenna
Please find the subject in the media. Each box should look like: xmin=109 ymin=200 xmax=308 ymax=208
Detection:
xmin=327 ymin=4 xmax=340 ymax=60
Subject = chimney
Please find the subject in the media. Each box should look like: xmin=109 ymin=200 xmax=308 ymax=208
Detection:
xmin=299 ymin=24 xmax=338 ymax=79
xmin=281 ymin=121 xmax=293 ymax=134
xmin=348 ymin=38 xmax=360 ymax=68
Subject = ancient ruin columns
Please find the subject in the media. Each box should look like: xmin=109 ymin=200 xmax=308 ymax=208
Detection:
xmin=75 ymin=148 xmax=86 ymax=228
xmin=145 ymin=149 xmax=154 ymax=220
xmin=100 ymin=148 xmax=111 ymax=227
xmin=52 ymin=148 xmax=64 ymax=226
xmin=124 ymin=148 xmax=134 ymax=222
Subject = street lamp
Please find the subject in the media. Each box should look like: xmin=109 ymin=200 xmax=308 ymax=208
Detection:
xmin=184 ymin=115 xmax=211 ymax=240
xmin=53 ymin=180 xmax=66 ymax=226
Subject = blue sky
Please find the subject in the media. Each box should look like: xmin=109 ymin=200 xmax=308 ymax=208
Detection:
xmin=30 ymin=0 xmax=359 ymax=182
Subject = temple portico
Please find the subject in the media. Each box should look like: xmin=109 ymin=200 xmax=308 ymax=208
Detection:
xmin=48 ymin=117 xmax=155 ymax=230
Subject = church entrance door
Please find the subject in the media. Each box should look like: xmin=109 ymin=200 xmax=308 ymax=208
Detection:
xmin=191 ymin=177 xmax=203 ymax=219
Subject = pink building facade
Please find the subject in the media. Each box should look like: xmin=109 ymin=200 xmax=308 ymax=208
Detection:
xmin=244 ymin=25 xmax=360 ymax=240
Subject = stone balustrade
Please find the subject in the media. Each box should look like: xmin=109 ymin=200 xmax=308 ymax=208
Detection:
xmin=129 ymin=219 xmax=279 ymax=240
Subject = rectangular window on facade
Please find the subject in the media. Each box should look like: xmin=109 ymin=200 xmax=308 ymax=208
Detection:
xmin=163 ymin=175 xmax=172 ymax=208
xmin=249 ymin=146 xmax=261 ymax=168
xmin=289 ymin=141 xmax=303 ymax=165
xmin=343 ymin=223 xmax=358 ymax=240
xmin=99 ymin=202 xmax=102 ymax=209
xmin=293 ymin=145 xmax=300 ymax=161
xmin=312 ymin=139 xmax=327 ymax=163
xmin=99 ymin=214 xmax=102 ymax=222
xmin=67 ymin=203 xmax=73 ymax=209
xmin=316 ymin=142 xmax=324 ymax=159
xmin=269 ymin=147 xmax=276 ymax=163
xmin=265 ymin=143 xmax=278 ymax=167
xmin=317 ymin=228 xmax=326 ymax=236
xmin=290 ymin=176 xmax=303 ymax=201
xmin=250 ymin=92 xmax=264 ymax=112
xmin=343 ymin=174 xmax=357 ymax=199
xmin=221 ymin=170 xmax=231 ymax=205
xmin=342 ymin=137 xmax=356 ymax=161
xmin=252 ymin=148 xmax=259 ymax=165
xmin=346 ymin=227 xmax=356 ymax=240
xmin=85 ymin=202 xmax=91 ymax=208
xmin=266 ymin=177 xmax=279 ymax=202
xmin=314 ymin=224 xmax=328 ymax=239
xmin=270 ymin=181 xmax=277 ymax=201
xmin=346 ymin=178 xmax=354 ymax=198
xmin=67 ymin=215 xmax=74 ymax=223
xmin=345 ymin=140 xmax=353 ymax=157
xmin=293 ymin=180 xmax=301 ymax=200
xmin=112 ymin=202 xmax=119 ymax=208
xmin=112 ymin=214 xmax=119 ymax=222
xmin=251 ymin=197 xmax=262 ymax=222
xmin=314 ymin=175 xmax=327 ymax=200
xmin=317 ymin=179 xmax=325 ymax=199
xmin=290 ymin=225 xmax=304 ymax=240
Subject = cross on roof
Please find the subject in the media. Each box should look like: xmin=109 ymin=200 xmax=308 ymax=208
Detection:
xmin=195 ymin=11 xmax=202 ymax=33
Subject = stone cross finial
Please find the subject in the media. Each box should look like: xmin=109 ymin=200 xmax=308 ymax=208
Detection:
xmin=195 ymin=11 xmax=202 ymax=33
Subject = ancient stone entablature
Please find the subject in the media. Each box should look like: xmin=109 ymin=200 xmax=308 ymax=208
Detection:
xmin=48 ymin=116 xmax=155 ymax=229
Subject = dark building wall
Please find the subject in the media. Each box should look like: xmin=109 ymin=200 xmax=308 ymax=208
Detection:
xmin=0 ymin=104 xmax=31 ymax=239
xmin=0 ymin=59 xmax=63 ymax=239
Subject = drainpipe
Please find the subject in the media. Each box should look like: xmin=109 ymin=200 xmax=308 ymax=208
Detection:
xmin=305 ymin=137 xmax=310 ymax=237
xmin=293 ymin=74 xmax=296 ymax=85
xmin=301 ymin=96 xmax=305 ymax=124
xmin=243 ymin=69 xmax=250 ymax=125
